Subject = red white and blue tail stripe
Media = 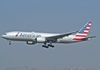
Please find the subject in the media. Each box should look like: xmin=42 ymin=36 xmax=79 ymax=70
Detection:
xmin=73 ymin=22 xmax=92 ymax=40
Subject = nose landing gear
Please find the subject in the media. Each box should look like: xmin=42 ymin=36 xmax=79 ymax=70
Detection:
xmin=8 ymin=40 xmax=11 ymax=45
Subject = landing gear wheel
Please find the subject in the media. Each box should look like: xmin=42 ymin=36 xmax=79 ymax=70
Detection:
xmin=42 ymin=45 xmax=49 ymax=48
xmin=48 ymin=44 xmax=54 ymax=48
xmin=51 ymin=45 xmax=54 ymax=48
xmin=48 ymin=44 xmax=51 ymax=47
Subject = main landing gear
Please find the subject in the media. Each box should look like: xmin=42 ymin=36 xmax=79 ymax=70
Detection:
xmin=42 ymin=42 xmax=54 ymax=48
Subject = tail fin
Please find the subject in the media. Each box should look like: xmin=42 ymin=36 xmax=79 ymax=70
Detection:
xmin=73 ymin=22 xmax=92 ymax=40
xmin=75 ymin=22 xmax=92 ymax=37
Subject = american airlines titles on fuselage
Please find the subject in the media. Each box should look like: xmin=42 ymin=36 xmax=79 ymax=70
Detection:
xmin=17 ymin=32 xmax=41 ymax=38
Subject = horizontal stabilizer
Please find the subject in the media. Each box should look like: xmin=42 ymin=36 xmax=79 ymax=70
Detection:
xmin=87 ymin=36 xmax=96 ymax=38
xmin=81 ymin=36 xmax=96 ymax=41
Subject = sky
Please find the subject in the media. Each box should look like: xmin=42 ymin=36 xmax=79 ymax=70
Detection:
xmin=0 ymin=0 xmax=100 ymax=70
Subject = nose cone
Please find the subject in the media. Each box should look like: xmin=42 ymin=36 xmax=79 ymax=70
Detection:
xmin=2 ymin=35 xmax=7 ymax=39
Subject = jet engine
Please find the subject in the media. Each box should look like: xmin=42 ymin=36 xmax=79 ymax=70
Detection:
xmin=36 ymin=37 xmax=46 ymax=43
xmin=26 ymin=41 xmax=36 ymax=45
xmin=26 ymin=38 xmax=37 ymax=45
xmin=26 ymin=37 xmax=46 ymax=45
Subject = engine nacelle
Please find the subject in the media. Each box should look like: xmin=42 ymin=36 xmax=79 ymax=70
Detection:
xmin=36 ymin=37 xmax=46 ymax=43
xmin=26 ymin=41 xmax=36 ymax=45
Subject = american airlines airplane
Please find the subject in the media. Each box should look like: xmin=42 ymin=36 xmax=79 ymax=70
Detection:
xmin=2 ymin=22 xmax=96 ymax=48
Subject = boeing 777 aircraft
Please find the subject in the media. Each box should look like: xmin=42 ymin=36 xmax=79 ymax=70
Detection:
xmin=2 ymin=22 xmax=96 ymax=48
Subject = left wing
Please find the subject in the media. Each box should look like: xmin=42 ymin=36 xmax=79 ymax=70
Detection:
xmin=46 ymin=31 xmax=78 ymax=41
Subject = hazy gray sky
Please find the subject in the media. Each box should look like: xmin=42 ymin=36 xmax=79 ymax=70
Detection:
xmin=0 ymin=0 xmax=100 ymax=70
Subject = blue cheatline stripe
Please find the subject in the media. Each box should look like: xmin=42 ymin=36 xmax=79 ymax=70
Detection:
xmin=78 ymin=22 xmax=89 ymax=33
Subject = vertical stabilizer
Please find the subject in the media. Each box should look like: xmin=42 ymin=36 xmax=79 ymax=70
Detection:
xmin=73 ymin=22 xmax=92 ymax=40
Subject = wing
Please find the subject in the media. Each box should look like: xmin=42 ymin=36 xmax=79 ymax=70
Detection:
xmin=46 ymin=31 xmax=78 ymax=41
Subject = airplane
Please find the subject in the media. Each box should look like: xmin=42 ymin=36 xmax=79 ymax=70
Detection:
xmin=2 ymin=22 xmax=96 ymax=48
